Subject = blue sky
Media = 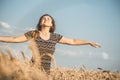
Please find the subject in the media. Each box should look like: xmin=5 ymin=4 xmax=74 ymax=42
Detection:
xmin=0 ymin=0 xmax=120 ymax=71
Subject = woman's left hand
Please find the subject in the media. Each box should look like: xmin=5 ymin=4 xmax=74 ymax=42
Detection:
xmin=89 ymin=42 xmax=101 ymax=48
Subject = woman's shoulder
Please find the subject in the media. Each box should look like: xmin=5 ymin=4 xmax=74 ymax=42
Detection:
xmin=51 ymin=32 xmax=61 ymax=36
xmin=51 ymin=33 xmax=63 ymax=42
xmin=51 ymin=32 xmax=63 ymax=38
xmin=25 ymin=30 xmax=39 ymax=38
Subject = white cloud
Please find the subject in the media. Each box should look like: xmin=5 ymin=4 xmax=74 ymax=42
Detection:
xmin=102 ymin=52 xmax=109 ymax=60
xmin=56 ymin=48 xmax=83 ymax=57
xmin=0 ymin=21 xmax=25 ymax=35
xmin=62 ymin=50 xmax=78 ymax=56
xmin=0 ymin=21 xmax=10 ymax=28
xmin=29 ymin=27 xmax=35 ymax=30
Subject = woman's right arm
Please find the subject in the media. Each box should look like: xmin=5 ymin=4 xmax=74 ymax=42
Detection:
xmin=0 ymin=35 xmax=28 ymax=43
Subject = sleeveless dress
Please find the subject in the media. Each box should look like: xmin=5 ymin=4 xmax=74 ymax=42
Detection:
xmin=24 ymin=30 xmax=62 ymax=74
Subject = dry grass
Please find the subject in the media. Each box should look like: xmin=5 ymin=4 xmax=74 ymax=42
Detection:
xmin=0 ymin=48 xmax=120 ymax=80
xmin=50 ymin=67 xmax=120 ymax=80
xmin=0 ymin=49 xmax=48 ymax=80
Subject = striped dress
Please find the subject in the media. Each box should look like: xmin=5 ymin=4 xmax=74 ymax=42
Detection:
xmin=24 ymin=30 xmax=62 ymax=74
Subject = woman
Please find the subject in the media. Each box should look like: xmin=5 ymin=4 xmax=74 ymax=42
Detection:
xmin=0 ymin=14 xmax=101 ymax=74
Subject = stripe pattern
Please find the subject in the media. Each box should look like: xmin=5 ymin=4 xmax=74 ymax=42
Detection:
xmin=24 ymin=30 xmax=62 ymax=74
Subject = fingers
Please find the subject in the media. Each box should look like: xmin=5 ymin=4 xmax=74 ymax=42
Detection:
xmin=96 ymin=43 xmax=101 ymax=47
xmin=94 ymin=43 xmax=101 ymax=48
xmin=90 ymin=42 xmax=101 ymax=48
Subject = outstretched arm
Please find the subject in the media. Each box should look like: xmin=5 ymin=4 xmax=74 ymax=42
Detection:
xmin=0 ymin=35 xmax=28 ymax=43
xmin=59 ymin=37 xmax=101 ymax=48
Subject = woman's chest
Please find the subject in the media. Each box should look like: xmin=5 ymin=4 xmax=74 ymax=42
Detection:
xmin=35 ymin=37 xmax=57 ymax=49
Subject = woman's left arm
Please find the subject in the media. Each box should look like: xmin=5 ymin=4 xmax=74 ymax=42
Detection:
xmin=59 ymin=37 xmax=101 ymax=48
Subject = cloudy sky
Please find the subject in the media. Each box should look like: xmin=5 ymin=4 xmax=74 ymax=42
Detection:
xmin=0 ymin=0 xmax=120 ymax=71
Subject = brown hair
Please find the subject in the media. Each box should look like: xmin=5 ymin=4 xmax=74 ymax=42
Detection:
xmin=36 ymin=14 xmax=56 ymax=33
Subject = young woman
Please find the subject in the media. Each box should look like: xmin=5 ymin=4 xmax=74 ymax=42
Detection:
xmin=0 ymin=14 xmax=101 ymax=74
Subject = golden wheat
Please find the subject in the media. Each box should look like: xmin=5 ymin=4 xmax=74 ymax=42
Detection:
xmin=0 ymin=48 xmax=120 ymax=80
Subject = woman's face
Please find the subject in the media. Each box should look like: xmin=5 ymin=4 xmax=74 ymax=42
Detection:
xmin=41 ymin=16 xmax=53 ymax=27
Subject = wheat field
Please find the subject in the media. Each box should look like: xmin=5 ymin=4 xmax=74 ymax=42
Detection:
xmin=0 ymin=48 xmax=120 ymax=80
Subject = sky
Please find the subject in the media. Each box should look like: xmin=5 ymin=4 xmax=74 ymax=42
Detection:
xmin=0 ymin=0 xmax=120 ymax=71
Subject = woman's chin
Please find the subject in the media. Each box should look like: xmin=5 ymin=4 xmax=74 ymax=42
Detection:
xmin=43 ymin=24 xmax=51 ymax=27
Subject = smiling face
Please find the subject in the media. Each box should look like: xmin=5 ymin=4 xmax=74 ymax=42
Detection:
xmin=37 ymin=14 xmax=56 ymax=33
xmin=41 ymin=16 xmax=53 ymax=27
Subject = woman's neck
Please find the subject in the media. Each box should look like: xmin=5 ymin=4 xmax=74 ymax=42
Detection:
xmin=40 ymin=27 xmax=50 ymax=35
xmin=39 ymin=27 xmax=51 ymax=40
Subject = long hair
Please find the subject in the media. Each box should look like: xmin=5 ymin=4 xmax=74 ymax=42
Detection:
xmin=36 ymin=14 xmax=56 ymax=33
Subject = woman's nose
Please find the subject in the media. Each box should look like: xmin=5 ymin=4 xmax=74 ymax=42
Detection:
xmin=47 ymin=17 xmax=50 ymax=21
